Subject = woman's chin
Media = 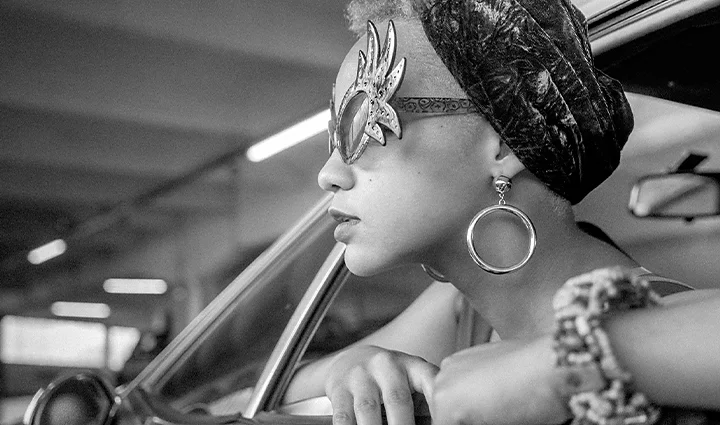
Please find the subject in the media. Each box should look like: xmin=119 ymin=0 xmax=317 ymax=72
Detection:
xmin=342 ymin=248 xmax=394 ymax=277
xmin=343 ymin=258 xmax=380 ymax=277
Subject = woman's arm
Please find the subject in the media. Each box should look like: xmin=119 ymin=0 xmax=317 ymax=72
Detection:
xmin=606 ymin=288 xmax=720 ymax=408
xmin=283 ymin=281 xmax=463 ymax=404
xmin=430 ymin=289 xmax=720 ymax=425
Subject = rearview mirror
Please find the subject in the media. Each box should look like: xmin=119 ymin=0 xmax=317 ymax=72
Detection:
xmin=629 ymin=173 xmax=720 ymax=218
xmin=24 ymin=373 xmax=118 ymax=425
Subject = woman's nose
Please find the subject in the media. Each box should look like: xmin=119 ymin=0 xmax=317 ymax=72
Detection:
xmin=318 ymin=150 xmax=354 ymax=192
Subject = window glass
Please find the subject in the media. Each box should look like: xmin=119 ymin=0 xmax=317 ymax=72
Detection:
xmin=146 ymin=222 xmax=337 ymax=417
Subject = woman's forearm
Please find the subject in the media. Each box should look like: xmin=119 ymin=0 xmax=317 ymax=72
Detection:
xmin=283 ymin=354 xmax=334 ymax=403
xmin=605 ymin=289 xmax=720 ymax=409
xmin=282 ymin=282 xmax=460 ymax=404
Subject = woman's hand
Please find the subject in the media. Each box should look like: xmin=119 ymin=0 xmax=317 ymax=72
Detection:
xmin=325 ymin=345 xmax=438 ymax=425
xmin=430 ymin=335 xmax=571 ymax=425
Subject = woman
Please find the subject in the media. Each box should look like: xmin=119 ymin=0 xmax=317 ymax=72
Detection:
xmin=284 ymin=1 xmax=720 ymax=424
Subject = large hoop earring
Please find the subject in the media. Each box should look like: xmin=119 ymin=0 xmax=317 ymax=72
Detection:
xmin=466 ymin=176 xmax=537 ymax=274
xmin=421 ymin=264 xmax=450 ymax=282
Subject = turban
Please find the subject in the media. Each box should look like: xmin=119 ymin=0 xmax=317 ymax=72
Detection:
xmin=414 ymin=0 xmax=634 ymax=204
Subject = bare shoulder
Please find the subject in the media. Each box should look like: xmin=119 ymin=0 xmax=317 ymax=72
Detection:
xmin=356 ymin=281 xmax=463 ymax=364
xmin=395 ymin=281 xmax=462 ymax=326
xmin=420 ymin=281 xmax=462 ymax=303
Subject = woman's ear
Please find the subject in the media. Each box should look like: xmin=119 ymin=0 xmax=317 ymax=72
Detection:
xmin=486 ymin=136 xmax=525 ymax=180
xmin=471 ymin=116 xmax=525 ymax=179
xmin=496 ymin=144 xmax=525 ymax=179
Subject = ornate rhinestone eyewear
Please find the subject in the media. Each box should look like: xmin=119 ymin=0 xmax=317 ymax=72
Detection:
xmin=327 ymin=20 xmax=478 ymax=165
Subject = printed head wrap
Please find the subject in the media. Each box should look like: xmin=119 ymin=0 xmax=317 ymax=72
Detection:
xmin=413 ymin=0 xmax=634 ymax=204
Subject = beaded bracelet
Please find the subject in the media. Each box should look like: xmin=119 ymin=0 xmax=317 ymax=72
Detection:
xmin=552 ymin=267 xmax=663 ymax=425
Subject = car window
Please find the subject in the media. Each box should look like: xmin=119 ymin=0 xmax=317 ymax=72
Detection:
xmin=135 ymin=202 xmax=338 ymax=418
xmin=575 ymin=2 xmax=720 ymax=290
xmin=595 ymin=5 xmax=720 ymax=113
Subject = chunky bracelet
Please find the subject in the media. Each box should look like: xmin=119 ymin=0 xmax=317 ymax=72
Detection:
xmin=552 ymin=267 xmax=663 ymax=425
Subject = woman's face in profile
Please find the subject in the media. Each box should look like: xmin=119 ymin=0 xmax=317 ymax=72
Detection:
xmin=318 ymin=19 xmax=493 ymax=276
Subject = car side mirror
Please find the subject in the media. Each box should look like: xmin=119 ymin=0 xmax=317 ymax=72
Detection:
xmin=24 ymin=373 xmax=119 ymax=425
xmin=629 ymin=172 xmax=720 ymax=219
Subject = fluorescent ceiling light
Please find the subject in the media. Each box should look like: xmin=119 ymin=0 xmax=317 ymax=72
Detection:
xmin=103 ymin=278 xmax=168 ymax=294
xmin=51 ymin=302 xmax=111 ymax=319
xmin=246 ymin=109 xmax=330 ymax=162
xmin=27 ymin=239 xmax=67 ymax=265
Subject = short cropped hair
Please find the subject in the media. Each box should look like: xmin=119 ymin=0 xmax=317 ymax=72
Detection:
xmin=346 ymin=0 xmax=419 ymax=36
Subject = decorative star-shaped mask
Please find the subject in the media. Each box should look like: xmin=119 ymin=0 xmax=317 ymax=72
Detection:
xmin=330 ymin=20 xmax=406 ymax=164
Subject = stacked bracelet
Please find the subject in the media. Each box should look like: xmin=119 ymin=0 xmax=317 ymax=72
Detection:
xmin=552 ymin=267 xmax=663 ymax=425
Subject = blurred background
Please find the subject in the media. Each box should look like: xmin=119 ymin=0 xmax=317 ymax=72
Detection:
xmin=2 ymin=0 xmax=720 ymax=423
xmin=0 ymin=1 xmax=354 ymax=421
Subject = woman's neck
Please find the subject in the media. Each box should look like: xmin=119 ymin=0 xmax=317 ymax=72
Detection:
xmin=441 ymin=202 xmax=637 ymax=339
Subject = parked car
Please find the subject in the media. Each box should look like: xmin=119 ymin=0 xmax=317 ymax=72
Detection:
xmin=22 ymin=0 xmax=720 ymax=423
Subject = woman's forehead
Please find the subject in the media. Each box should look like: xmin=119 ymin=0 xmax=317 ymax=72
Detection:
xmin=333 ymin=18 xmax=466 ymax=109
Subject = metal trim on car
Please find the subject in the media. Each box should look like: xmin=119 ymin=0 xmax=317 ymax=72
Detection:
xmin=585 ymin=0 xmax=643 ymax=24
xmin=243 ymin=242 xmax=349 ymax=418
xmin=590 ymin=0 xmax=720 ymax=54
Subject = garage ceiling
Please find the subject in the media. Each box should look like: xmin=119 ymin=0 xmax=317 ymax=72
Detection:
xmin=3 ymin=0 xmax=720 ymax=324
xmin=0 ymin=0 xmax=354 ymax=320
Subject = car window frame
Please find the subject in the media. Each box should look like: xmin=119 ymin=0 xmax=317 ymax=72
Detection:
xmin=589 ymin=0 xmax=720 ymax=54
xmin=116 ymin=194 xmax=337 ymax=424
xmin=242 ymin=242 xmax=349 ymax=418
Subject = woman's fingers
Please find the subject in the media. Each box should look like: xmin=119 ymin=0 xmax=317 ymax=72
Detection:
xmin=328 ymin=389 xmax=358 ymax=425
xmin=369 ymin=352 xmax=415 ymax=425
xmin=353 ymin=392 xmax=383 ymax=425
xmin=328 ymin=365 xmax=383 ymax=425
xmin=402 ymin=355 xmax=439 ymax=400
xmin=326 ymin=347 xmax=438 ymax=425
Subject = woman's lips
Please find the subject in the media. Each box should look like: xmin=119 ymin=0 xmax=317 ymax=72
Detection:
xmin=328 ymin=207 xmax=359 ymax=242
xmin=328 ymin=207 xmax=360 ymax=224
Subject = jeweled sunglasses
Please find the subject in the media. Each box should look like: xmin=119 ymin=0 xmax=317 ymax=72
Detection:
xmin=328 ymin=20 xmax=478 ymax=165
